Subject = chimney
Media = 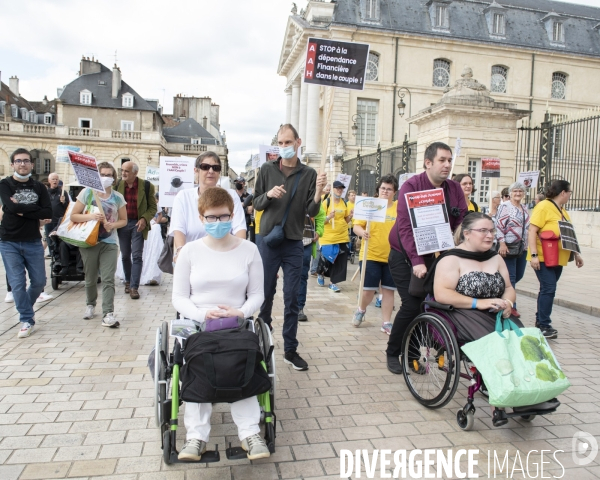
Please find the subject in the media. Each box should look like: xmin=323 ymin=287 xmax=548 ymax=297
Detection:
xmin=202 ymin=116 xmax=208 ymax=129
xmin=9 ymin=76 xmax=19 ymax=97
xmin=42 ymin=95 xmax=48 ymax=105
xmin=79 ymin=56 xmax=101 ymax=76
xmin=112 ymin=65 xmax=121 ymax=99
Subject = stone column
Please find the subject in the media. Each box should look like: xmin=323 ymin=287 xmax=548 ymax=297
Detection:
xmin=285 ymin=88 xmax=292 ymax=124
xmin=305 ymin=84 xmax=320 ymax=154
xmin=291 ymin=81 xmax=301 ymax=130
xmin=298 ymin=78 xmax=308 ymax=141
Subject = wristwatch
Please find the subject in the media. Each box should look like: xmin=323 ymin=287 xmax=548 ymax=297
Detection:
xmin=530 ymin=253 xmax=538 ymax=258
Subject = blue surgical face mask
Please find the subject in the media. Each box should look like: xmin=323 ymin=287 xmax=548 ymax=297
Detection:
xmin=14 ymin=172 xmax=32 ymax=180
xmin=280 ymin=144 xmax=296 ymax=159
xmin=333 ymin=192 xmax=341 ymax=199
xmin=204 ymin=221 xmax=232 ymax=239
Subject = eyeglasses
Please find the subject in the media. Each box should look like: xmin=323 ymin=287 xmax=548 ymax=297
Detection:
xmin=379 ymin=187 xmax=395 ymax=192
xmin=469 ymin=228 xmax=496 ymax=236
xmin=203 ymin=214 xmax=231 ymax=223
xmin=13 ymin=159 xmax=32 ymax=165
xmin=198 ymin=164 xmax=222 ymax=172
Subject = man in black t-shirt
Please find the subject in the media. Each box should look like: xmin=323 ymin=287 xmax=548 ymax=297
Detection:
xmin=0 ymin=148 xmax=52 ymax=338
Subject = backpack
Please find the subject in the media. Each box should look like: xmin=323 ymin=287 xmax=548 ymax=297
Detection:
xmin=325 ymin=197 xmax=347 ymax=210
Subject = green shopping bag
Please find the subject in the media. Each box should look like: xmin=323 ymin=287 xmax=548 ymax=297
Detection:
xmin=460 ymin=313 xmax=570 ymax=408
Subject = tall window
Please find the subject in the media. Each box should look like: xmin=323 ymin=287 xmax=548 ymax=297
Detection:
xmin=20 ymin=108 xmax=28 ymax=120
xmin=80 ymin=90 xmax=91 ymax=105
xmin=468 ymin=159 xmax=490 ymax=206
xmin=551 ymin=72 xmax=567 ymax=99
xmin=0 ymin=101 xmax=4 ymax=114
xmin=492 ymin=13 xmax=505 ymax=35
xmin=363 ymin=0 xmax=379 ymax=20
xmin=44 ymin=114 xmax=52 ymax=124
xmin=435 ymin=5 xmax=449 ymax=28
xmin=29 ymin=111 xmax=37 ymax=123
xmin=357 ymin=99 xmax=378 ymax=146
xmin=433 ymin=59 xmax=451 ymax=87
xmin=366 ymin=52 xmax=379 ymax=81
xmin=491 ymin=65 xmax=507 ymax=93
xmin=121 ymin=120 xmax=134 ymax=131
xmin=11 ymin=105 xmax=18 ymax=117
xmin=553 ymin=22 xmax=564 ymax=43
xmin=44 ymin=158 xmax=51 ymax=174
xmin=122 ymin=93 xmax=134 ymax=108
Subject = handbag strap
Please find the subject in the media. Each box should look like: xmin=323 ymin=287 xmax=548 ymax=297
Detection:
xmin=495 ymin=311 xmax=524 ymax=338
xmin=548 ymin=199 xmax=567 ymax=222
xmin=280 ymin=170 xmax=303 ymax=227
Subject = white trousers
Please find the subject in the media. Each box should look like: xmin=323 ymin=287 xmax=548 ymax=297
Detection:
xmin=184 ymin=396 xmax=261 ymax=442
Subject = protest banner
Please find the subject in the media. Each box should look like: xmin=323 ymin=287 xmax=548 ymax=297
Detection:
xmin=304 ymin=38 xmax=369 ymax=91
xmin=159 ymin=156 xmax=195 ymax=208
xmin=517 ymin=170 xmax=540 ymax=190
xmin=67 ymin=151 xmax=107 ymax=222
xmin=57 ymin=145 xmax=81 ymax=164
xmin=405 ymin=189 xmax=455 ymax=256
xmin=482 ymin=157 xmax=501 ymax=178
xmin=145 ymin=166 xmax=160 ymax=185
xmin=558 ymin=221 xmax=581 ymax=254
xmin=336 ymin=173 xmax=352 ymax=198
xmin=352 ymin=196 xmax=388 ymax=305
xmin=398 ymin=173 xmax=417 ymax=189
xmin=259 ymin=145 xmax=279 ymax=166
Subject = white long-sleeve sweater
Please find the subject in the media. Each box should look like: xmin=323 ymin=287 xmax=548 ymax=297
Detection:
xmin=172 ymin=238 xmax=264 ymax=322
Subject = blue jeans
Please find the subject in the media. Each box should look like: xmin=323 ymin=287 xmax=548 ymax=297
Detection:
xmin=534 ymin=262 xmax=563 ymax=328
xmin=503 ymin=250 xmax=528 ymax=307
xmin=297 ymin=244 xmax=313 ymax=310
xmin=257 ymin=235 xmax=303 ymax=353
xmin=117 ymin=219 xmax=145 ymax=289
xmin=0 ymin=240 xmax=46 ymax=324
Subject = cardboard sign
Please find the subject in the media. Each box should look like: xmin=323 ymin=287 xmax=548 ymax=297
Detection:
xmin=304 ymin=38 xmax=370 ymax=91
xmin=398 ymin=173 xmax=417 ymax=189
xmin=67 ymin=151 xmax=104 ymax=193
xmin=336 ymin=173 xmax=352 ymax=198
xmin=145 ymin=166 xmax=160 ymax=185
xmin=482 ymin=157 xmax=501 ymax=178
xmin=405 ymin=189 xmax=455 ymax=255
xmin=259 ymin=145 xmax=279 ymax=166
xmin=159 ymin=156 xmax=195 ymax=208
xmin=57 ymin=145 xmax=81 ymax=164
xmin=517 ymin=170 xmax=540 ymax=189
xmin=353 ymin=196 xmax=388 ymax=223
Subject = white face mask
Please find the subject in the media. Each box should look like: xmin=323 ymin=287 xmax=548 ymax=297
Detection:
xmin=100 ymin=176 xmax=114 ymax=189
xmin=14 ymin=172 xmax=32 ymax=180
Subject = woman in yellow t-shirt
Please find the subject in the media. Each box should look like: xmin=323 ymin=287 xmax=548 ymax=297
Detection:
xmin=317 ymin=181 xmax=353 ymax=292
xmin=528 ymin=180 xmax=584 ymax=339
xmin=351 ymin=175 xmax=398 ymax=332
xmin=453 ymin=174 xmax=479 ymax=213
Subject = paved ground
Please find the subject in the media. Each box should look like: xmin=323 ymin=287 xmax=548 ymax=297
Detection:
xmin=0 ymin=252 xmax=599 ymax=480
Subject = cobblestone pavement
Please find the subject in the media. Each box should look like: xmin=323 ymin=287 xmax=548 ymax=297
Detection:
xmin=0 ymin=258 xmax=599 ymax=480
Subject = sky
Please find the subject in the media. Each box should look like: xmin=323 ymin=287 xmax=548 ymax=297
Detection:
xmin=2 ymin=0 xmax=600 ymax=174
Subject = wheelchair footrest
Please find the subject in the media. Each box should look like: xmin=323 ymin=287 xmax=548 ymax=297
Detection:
xmin=511 ymin=399 xmax=560 ymax=414
xmin=169 ymin=447 xmax=221 ymax=464
xmin=225 ymin=445 xmax=248 ymax=460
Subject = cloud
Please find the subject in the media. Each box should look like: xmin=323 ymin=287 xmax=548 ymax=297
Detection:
xmin=0 ymin=0 xmax=299 ymax=173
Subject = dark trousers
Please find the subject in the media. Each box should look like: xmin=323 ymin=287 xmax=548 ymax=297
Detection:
xmin=117 ymin=219 xmax=145 ymax=289
xmin=297 ymin=244 xmax=313 ymax=310
xmin=59 ymin=240 xmax=83 ymax=271
xmin=386 ymin=249 xmax=425 ymax=357
xmin=534 ymin=262 xmax=563 ymax=328
xmin=257 ymin=236 xmax=304 ymax=353
xmin=503 ymin=250 xmax=528 ymax=307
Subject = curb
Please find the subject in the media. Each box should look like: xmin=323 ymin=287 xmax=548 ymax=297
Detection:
xmin=516 ymin=287 xmax=600 ymax=318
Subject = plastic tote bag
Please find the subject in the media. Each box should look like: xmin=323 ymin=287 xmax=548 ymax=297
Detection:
xmin=56 ymin=194 xmax=100 ymax=248
xmin=461 ymin=313 xmax=570 ymax=408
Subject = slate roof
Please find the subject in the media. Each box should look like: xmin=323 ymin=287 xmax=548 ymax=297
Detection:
xmin=330 ymin=0 xmax=600 ymax=57
xmin=0 ymin=82 xmax=34 ymax=112
xmin=163 ymin=118 xmax=218 ymax=145
xmin=59 ymin=63 xmax=158 ymax=111
xmin=29 ymin=98 xmax=57 ymax=114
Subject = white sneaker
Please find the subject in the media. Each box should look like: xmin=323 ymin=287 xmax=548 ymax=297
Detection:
xmin=36 ymin=292 xmax=53 ymax=303
xmin=83 ymin=305 xmax=95 ymax=320
xmin=241 ymin=433 xmax=270 ymax=460
xmin=101 ymin=312 xmax=120 ymax=328
xmin=17 ymin=323 xmax=35 ymax=338
xmin=178 ymin=439 xmax=206 ymax=461
xmin=4 ymin=292 xmax=14 ymax=303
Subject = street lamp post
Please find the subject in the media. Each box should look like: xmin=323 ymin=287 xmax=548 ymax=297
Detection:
xmin=397 ymin=87 xmax=412 ymax=140
xmin=352 ymin=113 xmax=363 ymax=150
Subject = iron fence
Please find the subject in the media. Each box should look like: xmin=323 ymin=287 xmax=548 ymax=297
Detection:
xmin=516 ymin=113 xmax=600 ymax=211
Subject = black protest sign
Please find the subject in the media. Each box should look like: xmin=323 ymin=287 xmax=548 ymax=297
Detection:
xmin=558 ymin=220 xmax=581 ymax=254
xmin=304 ymin=38 xmax=369 ymax=91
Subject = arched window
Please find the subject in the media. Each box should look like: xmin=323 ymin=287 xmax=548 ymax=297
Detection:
xmin=433 ymin=59 xmax=451 ymax=88
xmin=551 ymin=72 xmax=567 ymax=100
xmin=366 ymin=52 xmax=379 ymax=81
xmin=490 ymin=65 xmax=508 ymax=93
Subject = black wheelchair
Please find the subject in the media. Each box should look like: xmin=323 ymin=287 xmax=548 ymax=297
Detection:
xmin=48 ymin=235 xmax=85 ymax=290
xmin=153 ymin=317 xmax=276 ymax=464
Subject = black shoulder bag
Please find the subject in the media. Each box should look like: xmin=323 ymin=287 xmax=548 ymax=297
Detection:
xmin=548 ymin=200 xmax=577 ymax=262
xmin=263 ymin=170 xmax=302 ymax=248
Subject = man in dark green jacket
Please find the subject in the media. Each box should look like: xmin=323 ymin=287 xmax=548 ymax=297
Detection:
xmin=115 ymin=162 xmax=157 ymax=299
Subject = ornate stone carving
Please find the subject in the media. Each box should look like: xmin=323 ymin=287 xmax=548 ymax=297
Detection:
xmin=443 ymin=67 xmax=488 ymax=95
xmin=291 ymin=3 xmax=297 ymax=15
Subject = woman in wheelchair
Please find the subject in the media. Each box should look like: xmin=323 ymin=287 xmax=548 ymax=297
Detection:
xmin=431 ymin=212 xmax=523 ymax=343
xmin=171 ymin=187 xmax=269 ymax=461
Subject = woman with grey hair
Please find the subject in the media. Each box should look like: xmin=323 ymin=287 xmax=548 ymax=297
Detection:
xmin=482 ymin=190 xmax=501 ymax=220
xmin=494 ymin=181 xmax=529 ymax=317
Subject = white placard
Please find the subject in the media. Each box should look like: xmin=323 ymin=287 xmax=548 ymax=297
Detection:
xmin=145 ymin=166 xmax=160 ymax=185
xmin=159 ymin=156 xmax=195 ymax=208
xmin=398 ymin=173 xmax=417 ymax=189
xmin=405 ymin=188 xmax=455 ymax=255
xmin=336 ymin=173 xmax=352 ymax=198
xmin=57 ymin=145 xmax=81 ymax=164
xmin=517 ymin=170 xmax=540 ymax=190
xmin=259 ymin=145 xmax=279 ymax=167
xmin=67 ymin=151 xmax=104 ymax=193
xmin=353 ymin=196 xmax=388 ymax=223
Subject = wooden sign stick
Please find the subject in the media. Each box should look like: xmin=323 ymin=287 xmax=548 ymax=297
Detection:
xmin=356 ymin=221 xmax=371 ymax=307
xmin=91 ymin=190 xmax=109 ymax=231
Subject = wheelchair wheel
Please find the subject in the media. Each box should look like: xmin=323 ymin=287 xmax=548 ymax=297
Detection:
xmin=457 ymin=408 xmax=475 ymax=431
xmin=401 ymin=313 xmax=460 ymax=409
xmin=154 ymin=322 xmax=169 ymax=429
xmin=255 ymin=317 xmax=276 ymax=412
xmin=521 ymin=414 xmax=536 ymax=422
xmin=51 ymin=276 xmax=59 ymax=291
xmin=162 ymin=430 xmax=171 ymax=465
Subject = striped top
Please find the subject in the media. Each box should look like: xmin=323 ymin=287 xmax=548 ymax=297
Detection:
xmin=495 ymin=202 xmax=530 ymax=245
